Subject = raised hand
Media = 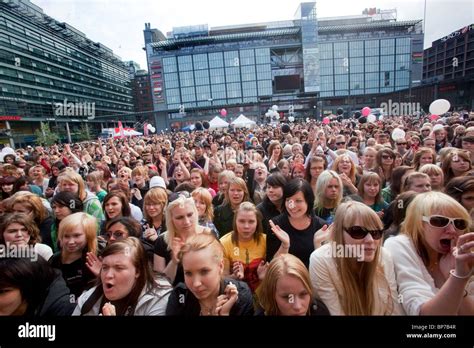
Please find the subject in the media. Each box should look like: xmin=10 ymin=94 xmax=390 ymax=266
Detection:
xmin=85 ymin=252 xmax=102 ymax=277
xmin=257 ymin=260 xmax=269 ymax=281
xmin=171 ymin=237 xmax=185 ymax=263
xmin=314 ymin=224 xmax=333 ymax=249
xmin=232 ymin=261 xmax=244 ymax=280
xmin=101 ymin=302 xmax=116 ymax=316
xmin=269 ymin=220 xmax=290 ymax=249
xmin=215 ymin=282 xmax=239 ymax=316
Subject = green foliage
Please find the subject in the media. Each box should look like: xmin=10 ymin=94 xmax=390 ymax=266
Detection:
xmin=34 ymin=122 xmax=59 ymax=146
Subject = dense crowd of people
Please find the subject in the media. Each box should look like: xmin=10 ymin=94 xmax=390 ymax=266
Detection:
xmin=0 ymin=110 xmax=473 ymax=316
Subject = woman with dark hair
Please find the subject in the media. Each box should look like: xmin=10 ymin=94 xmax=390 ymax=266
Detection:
xmin=74 ymin=237 xmax=172 ymax=316
xmin=355 ymin=172 xmax=389 ymax=215
xmin=305 ymin=156 xmax=327 ymax=194
xmin=50 ymin=192 xmax=84 ymax=252
xmin=100 ymin=191 xmax=131 ymax=235
xmin=45 ymin=161 xmax=66 ymax=198
xmin=445 ymin=176 xmax=474 ymax=222
xmin=381 ymin=165 xmax=414 ymax=204
xmin=384 ymin=191 xmax=419 ymax=240
xmin=0 ymin=176 xmax=16 ymax=200
xmin=374 ymin=148 xmax=396 ymax=188
xmin=268 ymin=179 xmax=325 ymax=267
xmin=0 ymin=256 xmax=75 ymax=316
xmin=442 ymin=150 xmax=472 ymax=185
xmin=257 ymin=173 xmax=287 ymax=238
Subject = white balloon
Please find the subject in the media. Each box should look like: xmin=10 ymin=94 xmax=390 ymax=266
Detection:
xmin=391 ymin=128 xmax=406 ymax=141
xmin=272 ymin=105 xmax=279 ymax=111
xmin=149 ymin=127 xmax=156 ymax=133
xmin=379 ymin=115 xmax=384 ymax=121
xmin=429 ymin=99 xmax=451 ymax=115
xmin=306 ymin=118 xmax=310 ymax=123
xmin=146 ymin=124 xmax=153 ymax=130
xmin=288 ymin=116 xmax=295 ymax=122
xmin=367 ymin=114 xmax=376 ymax=123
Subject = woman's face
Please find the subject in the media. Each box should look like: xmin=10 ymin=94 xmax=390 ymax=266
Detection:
xmin=420 ymin=153 xmax=433 ymax=166
xmin=101 ymin=252 xmax=138 ymax=301
xmin=0 ymin=287 xmax=25 ymax=316
xmin=273 ymin=146 xmax=281 ymax=156
xmin=52 ymin=204 xmax=72 ymax=221
xmin=275 ymin=274 xmax=311 ymax=316
xmin=51 ymin=167 xmax=60 ymax=177
xmin=174 ymin=166 xmax=184 ymax=181
xmin=343 ymin=217 xmax=381 ymax=262
xmin=190 ymin=172 xmax=203 ymax=188
xmin=363 ymin=180 xmax=380 ymax=199
xmin=337 ymin=158 xmax=352 ymax=174
xmin=133 ymin=174 xmax=145 ymax=188
xmin=266 ymin=185 xmax=283 ymax=204
xmin=427 ymin=172 xmax=443 ymax=189
xmin=193 ymin=198 xmax=206 ymax=217
xmin=3 ymin=222 xmax=30 ymax=246
xmin=105 ymin=196 xmax=123 ymax=219
xmin=235 ymin=210 xmax=257 ymax=242
xmin=461 ymin=190 xmax=474 ymax=212
xmin=228 ymin=184 xmax=245 ymax=206
xmin=408 ymin=177 xmax=432 ymax=193
xmin=31 ymin=167 xmax=43 ymax=178
xmin=450 ymin=156 xmax=470 ymax=174
xmin=422 ymin=210 xmax=466 ymax=255
xmin=324 ymin=178 xmax=340 ymax=200
xmin=234 ymin=167 xmax=244 ymax=178
xmin=105 ymin=223 xmax=130 ymax=244
xmin=60 ymin=180 xmax=79 ymax=194
xmin=218 ymin=177 xmax=230 ymax=193
xmin=293 ymin=154 xmax=304 ymax=166
xmin=183 ymin=247 xmax=223 ymax=302
xmin=145 ymin=201 xmax=163 ymax=219
xmin=364 ymin=151 xmax=376 ymax=167
xmin=280 ymin=164 xmax=290 ymax=177
xmin=1 ymin=183 xmax=13 ymax=193
xmin=285 ymin=191 xmax=308 ymax=220
xmin=171 ymin=203 xmax=195 ymax=235
xmin=5 ymin=156 xmax=15 ymax=164
xmin=292 ymin=168 xmax=305 ymax=179
xmin=310 ymin=162 xmax=324 ymax=181
xmin=435 ymin=130 xmax=446 ymax=142
xmin=61 ymin=227 xmax=87 ymax=254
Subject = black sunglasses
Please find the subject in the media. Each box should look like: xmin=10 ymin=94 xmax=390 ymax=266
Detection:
xmin=336 ymin=142 xmax=346 ymax=145
xmin=345 ymin=226 xmax=383 ymax=240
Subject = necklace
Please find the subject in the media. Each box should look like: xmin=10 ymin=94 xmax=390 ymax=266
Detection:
xmin=200 ymin=304 xmax=214 ymax=316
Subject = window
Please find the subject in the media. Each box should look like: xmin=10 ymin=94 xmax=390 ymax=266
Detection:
xmin=381 ymin=39 xmax=395 ymax=55
xmin=193 ymin=54 xmax=208 ymax=70
xmin=194 ymin=69 xmax=210 ymax=85
xmin=365 ymin=40 xmax=379 ymax=56
xmin=224 ymin=51 xmax=239 ymax=67
xmin=208 ymin=52 xmax=224 ymax=68
xmin=210 ymin=68 xmax=225 ymax=84
xmin=349 ymin=41 xmax=364 ymax=57
xmin=241 ymin=65 xmax=256 ymax=81
xmin=240 ymin=49 xmax=255 ymax=65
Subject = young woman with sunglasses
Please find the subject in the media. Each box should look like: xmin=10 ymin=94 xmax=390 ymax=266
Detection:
xmin=309 ymin=201 xmax=403 ymax=315
xmin=384 ymin=191 xmax=473 ymax=315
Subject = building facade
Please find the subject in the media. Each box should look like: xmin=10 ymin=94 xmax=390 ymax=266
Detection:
xmin=144 ymin=3 xmax=423 ymax=130
xmin=131 ymin=70 xmax=153 ymax=121
xmin=0 ymin=0 xmax=134 ymax=146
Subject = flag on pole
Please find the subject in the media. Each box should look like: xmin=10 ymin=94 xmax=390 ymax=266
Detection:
xmin=118 ymin=121 xmax=124 ymax=138
xmin=143 ymin=122 xmax=149 ymax=136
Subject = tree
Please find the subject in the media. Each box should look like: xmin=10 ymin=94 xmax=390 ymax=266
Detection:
xmin=34 ymin=122 xmax=59 ymax=146
xmin=75 ymin=123 xmax=92 ymax=142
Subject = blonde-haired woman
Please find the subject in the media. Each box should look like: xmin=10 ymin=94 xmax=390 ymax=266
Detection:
xmin=419 ymin=164 xmax=444 ymax=191
xmin=213 ymin=177 xmax=250 ymax=237
xmin=257 ymin=254 xmax=329 ymax=316
xmin=192 ymin=187 xmax=219 ymax=237
xmin=141 ymin=188 xmax=168 ymax=243
xmin=309 ymin=201 xmax=403 ymax=315
xmin=384 ymin=192 xmax=474 ymax=315
xmin=331 ymin=155 xmax=359 ymax=196
xmin=166 ymin=233 xmax=254 ymax=316
xmin=58 ymin=169 xmax=104 ymax=221
xmin=313 ymin=170 xmax=343 ymax=224
xmin=153 ymin=196 xmax=210 ymax=285
xmin=49 ymin=212 xmax=98 ymax=298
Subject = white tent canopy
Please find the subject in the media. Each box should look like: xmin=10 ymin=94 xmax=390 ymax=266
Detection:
xmin=209 ymin=116 xmax=229 ymax=129
xmin=231 ymin=114 xmax=256 ymax=128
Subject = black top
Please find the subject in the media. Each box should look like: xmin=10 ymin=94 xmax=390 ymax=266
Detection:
xmin=39 ymin=215 xmax=54 ymax=250
xmin=131 ymin=182 xmax=149 ymax=209
xmin=34 ymin=270 xmax=76 ymax=316
xmin=49 ymin=252 xmax=96 ymax=299
xmin=213 ymin=203 xmax=234 ymax=237
xmin=166 ymin=278 xmax=254 ymax=316
xmin=154 ymin=233 xmax=183 ymax=286
xmin=314 ymin=206 xmax=336 ymax=225
xmin=257 ymin=199 xmax=282 ymax=261
xmin=212 ymin=193 xmax=224 ymax=208
xmin=268 ymin=213 xmax=325 ymax=268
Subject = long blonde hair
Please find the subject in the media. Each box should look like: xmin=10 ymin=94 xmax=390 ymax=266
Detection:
xmin=314 ymin=170 xmax=343 ymax=210
xmin=58 ymin=169 xmax=87 ymax=201
xmin=400 ymin=191 xmax=471 ymax=268
xmin=164 ymin=196 xmax=199 ymax=249
xmin=332 ymin=200 xmax=392 ymax=315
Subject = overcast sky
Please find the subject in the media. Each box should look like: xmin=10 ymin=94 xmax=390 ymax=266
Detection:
xmin=32 ymin=0 xmax=474 ymax=69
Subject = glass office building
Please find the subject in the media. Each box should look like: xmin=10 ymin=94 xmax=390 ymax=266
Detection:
xmin=145 ymin=3 xmax=423 ymax=129
xmin=0 ymin=0 xmax=133 ymax=145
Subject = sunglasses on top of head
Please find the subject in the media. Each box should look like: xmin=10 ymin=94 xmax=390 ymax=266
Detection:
xmin=345 ymin=226 xmax=383 ymax=240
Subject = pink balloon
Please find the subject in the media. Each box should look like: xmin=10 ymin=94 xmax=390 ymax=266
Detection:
xmin=362 ymin=107 xmax=371 ymax=117
xmin=322 ymin=117 xmax=330 ymax=125
xmin=430 ymin=114 xmax=439 ymax=121
xmin=220 ymin=109 xmax=227 ymax=117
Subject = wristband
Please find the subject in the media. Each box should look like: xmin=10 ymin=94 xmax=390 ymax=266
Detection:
xmin=449 ymin=269 xmax=472 ymax=279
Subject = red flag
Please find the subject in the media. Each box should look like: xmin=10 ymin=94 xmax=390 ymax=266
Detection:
xmin=118 ymin=121 xmax=124 ymax=138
